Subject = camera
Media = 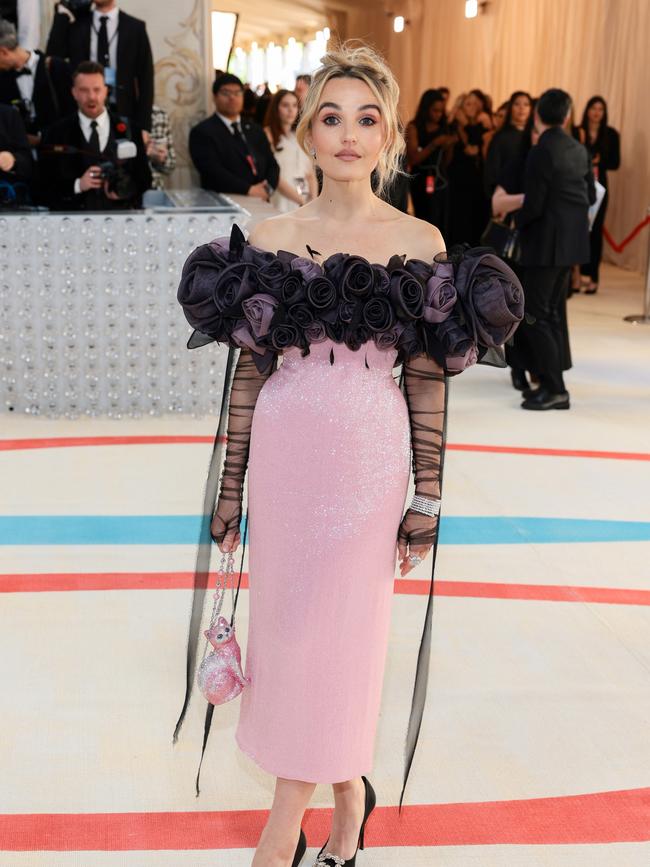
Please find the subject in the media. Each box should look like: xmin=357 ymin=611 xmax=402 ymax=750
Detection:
xmin=97 ymin=139 xmax=138 ymax=199
xmin=97 ymin=161 xmax=135 ymax=199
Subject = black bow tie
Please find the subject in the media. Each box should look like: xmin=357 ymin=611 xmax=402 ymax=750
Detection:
xmin=15 ymin=67 xmax=32 ymax=77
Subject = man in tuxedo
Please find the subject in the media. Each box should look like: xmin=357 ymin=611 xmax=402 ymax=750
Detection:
xmin=0 ymin=18 xmax=74 ymax=147
xmin=39 ymin=60 xmax=150 ymax=210
xmin=0 ymin=100 xmax=31 ymax=202
xmin=45 ymin=0 xmax=153 ymax=137
xmin=189 ymin=73 xmax=279 ymax=200
xmin=515 ymin=88 xmax=595 ymax=411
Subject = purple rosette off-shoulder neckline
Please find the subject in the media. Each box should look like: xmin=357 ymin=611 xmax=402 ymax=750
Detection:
xmin=177 ymin=222 xmax=525 ymax=375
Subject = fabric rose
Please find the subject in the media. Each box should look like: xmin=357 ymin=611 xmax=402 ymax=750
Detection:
xmin=423 ymin=261 xmax=457 ymax=324
xmin=371 ymin=265 xmax=391 ymax=296
xmin=374 ymin=322 xmax=405 ymax=350
xmin=389 ymin=269 xmax=425 ymax=320
xmin=325 ymin=319 xmax=346 ymax=343
xmin=177 ymin=244 xmax=226 ymax=335
xmin=304 ymin=320 xmax=328 ymax=343
xmin=436 ymin=315 xmax=475 ymax=360
xmin=290 ymin=256 xmax=323 ymax=281
xmin=268 ymin=323 xmax=299 ymax=352
xmin=362 ymin=296 xmax=395 ymax=332
xmin=445 ymin=342 xmax=479 ymax=373
xmin=217 ymin=264 xmax=258 ymax=316
xmin=208 ymin=236 xmax=231 ymax=265
xmin=231 ymin=321 xmax=266 ymax=355
xmin=338 ymin=299 xmax=358 ymax=324
xmin=242 ymin=293 xmax=278 ymax=339
xmin=281 ymin=272 xmax=305 ymax=305
xmin=255 ymin=258 xmax=288 ymax=296
xmin=242 ymin=243 xmax=278 ymax=269
xmin=397 ymin=322 xmax=425 ymax=358
xmin=405 ymin=258 xmax=434 ymax=284
xmin=455 ymin=252 xmax=524 ymax=347
xmin=344 ymin=323 xmax=372 ymax=351
xmin=288 ymin=303 xmax=314 ymax=329
xmin=306 ymin=275 xmax=338 ymax=311
xmin=326 ymin=254 xmax=374 ymax=302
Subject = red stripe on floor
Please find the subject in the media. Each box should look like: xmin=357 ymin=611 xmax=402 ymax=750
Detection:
xmin=1 ymin=787 xmax=648 ymax=850
xmin=1 ymin=436 xmax=649 ymax=461
xmin=1 ymin=572 xmax=649 ymax=605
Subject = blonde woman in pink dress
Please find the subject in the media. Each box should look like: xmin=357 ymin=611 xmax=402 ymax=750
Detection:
xmin=175 ymin=41 xmax=524 ymax=867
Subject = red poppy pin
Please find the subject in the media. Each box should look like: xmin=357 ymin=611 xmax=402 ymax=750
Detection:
xmin=116 ymin=121 xmax=127 ymax=134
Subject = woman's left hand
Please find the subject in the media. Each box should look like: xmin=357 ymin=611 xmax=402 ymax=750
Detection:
xmin=397 ymin=509 xmax=439 ymax=575
xmin=397 ymin=540 xmax=433 ymax=576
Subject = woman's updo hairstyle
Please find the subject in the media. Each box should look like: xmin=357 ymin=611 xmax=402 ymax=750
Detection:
xmin=295 ymin=40 xmax=405 ymax=199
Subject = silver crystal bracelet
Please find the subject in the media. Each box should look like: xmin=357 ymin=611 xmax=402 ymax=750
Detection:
xmin=409 ymin=494 xmax=441 ymax=517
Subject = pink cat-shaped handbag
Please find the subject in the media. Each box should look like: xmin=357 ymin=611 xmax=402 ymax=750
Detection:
xmin=197 ymin=552 xmax=250 ymax=705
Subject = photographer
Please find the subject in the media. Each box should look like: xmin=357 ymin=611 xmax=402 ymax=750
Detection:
xmin=0 ymin=100 xmax=32 ymax=204
xmin=39 ymin=60 xmax=150 ymax=210
xmin=45 ymin=0 xmax=153 ymax=138
xmin=0 ymin=18 xmax=74 ymax=148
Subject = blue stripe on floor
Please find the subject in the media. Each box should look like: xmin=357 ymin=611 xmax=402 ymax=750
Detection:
xmin=1 ymin=516 xmax=649 ymax=545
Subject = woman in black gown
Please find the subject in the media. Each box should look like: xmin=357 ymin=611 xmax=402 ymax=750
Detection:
xmin=484 ymin=91 xmax=532 ymax=198
xmin=574 ymin=96 xmax=621 ymax=293
xmin=446 ymin=89 xmax=493 ymax=247
xmin=405 ymin=89 xmax=456 ymax=237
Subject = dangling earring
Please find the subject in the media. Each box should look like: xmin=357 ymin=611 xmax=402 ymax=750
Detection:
xmin=310 ymin=147 xmax=317 ymax=159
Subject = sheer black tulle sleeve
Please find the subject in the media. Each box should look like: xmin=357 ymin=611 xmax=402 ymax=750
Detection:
xmin=398 ymin=353 xmax=446 ymax=548
xmin=211 ymin=349 xmax=274 ymax=546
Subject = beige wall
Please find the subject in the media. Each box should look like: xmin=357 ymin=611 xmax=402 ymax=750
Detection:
xmin=123 ymin=0 xmax=212 ymax=188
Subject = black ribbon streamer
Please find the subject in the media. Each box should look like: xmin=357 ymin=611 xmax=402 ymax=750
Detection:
xmin=397 ymin=374 xmax=449 ymax=813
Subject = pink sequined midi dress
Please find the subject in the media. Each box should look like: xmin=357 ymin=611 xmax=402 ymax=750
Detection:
xmin=235 ymin=337 xmax=411 ymax=782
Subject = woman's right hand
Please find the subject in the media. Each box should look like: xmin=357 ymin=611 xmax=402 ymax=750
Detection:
xmin=210 ymin=497 xmax=242 ymax=553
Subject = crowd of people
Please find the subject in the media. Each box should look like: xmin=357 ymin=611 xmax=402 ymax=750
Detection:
xmin=0 ymin=4 xmax=622 ymax=411
xmin=403 ymin=84 xmax=620 ymax=411
xmin=405 ymin=86 xmax=620 ymax=295
xmin=0 ymin=1 xmax=172 ymax=210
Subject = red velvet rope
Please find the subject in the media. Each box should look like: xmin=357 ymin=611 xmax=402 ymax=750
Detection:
xmin=603 ymin=215 xmax=650 ymax=254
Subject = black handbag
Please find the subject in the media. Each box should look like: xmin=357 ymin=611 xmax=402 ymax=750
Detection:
xmin=480 ymin=215 xmax=521 ymax=263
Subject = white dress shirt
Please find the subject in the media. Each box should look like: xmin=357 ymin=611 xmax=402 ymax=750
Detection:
xmin=74 ymin=109 xmax=111 ymax=193
xmin=15 ymin=49 xmax=39 ymax=106
xmin=90 ymin=6 xmax=119 ymax=71
xmin=215 ymin=111 xmax=242 ymax=134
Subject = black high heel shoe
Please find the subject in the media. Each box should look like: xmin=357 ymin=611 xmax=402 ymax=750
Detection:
xmin=292 ymin=827 xmax=307 ymax=867
xmin=314 ymin=776 xmax=376 ymax=865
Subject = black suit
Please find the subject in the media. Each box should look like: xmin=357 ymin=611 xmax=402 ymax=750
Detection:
xmin=189 ymin=113 xmax=280 ymax=195
xmin=514 ymin=127 xmax=596 ymax=394
xmin=38 ymin=110 xmax=151 ymax=210
xmin=0 ymin=51 xmax=74 ymax=137
xmin=46 ymin=9 xmax=153 ymax=132
xmin=515 ymin=126 xmax=594 ymax=267
xmin=0 ymin=103 xmax=32 ymax=198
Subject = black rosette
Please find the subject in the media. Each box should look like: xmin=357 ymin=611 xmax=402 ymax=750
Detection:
xmin=177 ymin=243 xmax=229 ymax=344
xmin=454 ymin=251 xmax=524 ymax=348
xmin=389 ymin=269 xmax=425 ymax=321
xmin=362 ymin=296 xmax=395 ymax=332
xmin=325 ymin=254 xmax=374 ymax=302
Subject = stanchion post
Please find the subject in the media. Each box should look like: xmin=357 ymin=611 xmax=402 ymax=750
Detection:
xmin=624 ymin=205 xmax=650 ymax=325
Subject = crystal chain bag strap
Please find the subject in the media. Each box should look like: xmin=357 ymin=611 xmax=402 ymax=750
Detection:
xmin=197 ymin=550 xmax=250 ymax=705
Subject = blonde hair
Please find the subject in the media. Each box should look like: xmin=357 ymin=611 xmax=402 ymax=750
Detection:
xmin=295 ymin=40 xmax=405 ymax=198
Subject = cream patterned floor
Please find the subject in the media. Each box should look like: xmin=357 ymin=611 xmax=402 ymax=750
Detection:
xmin=1 ymin=263 xmax=649 ymax=866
